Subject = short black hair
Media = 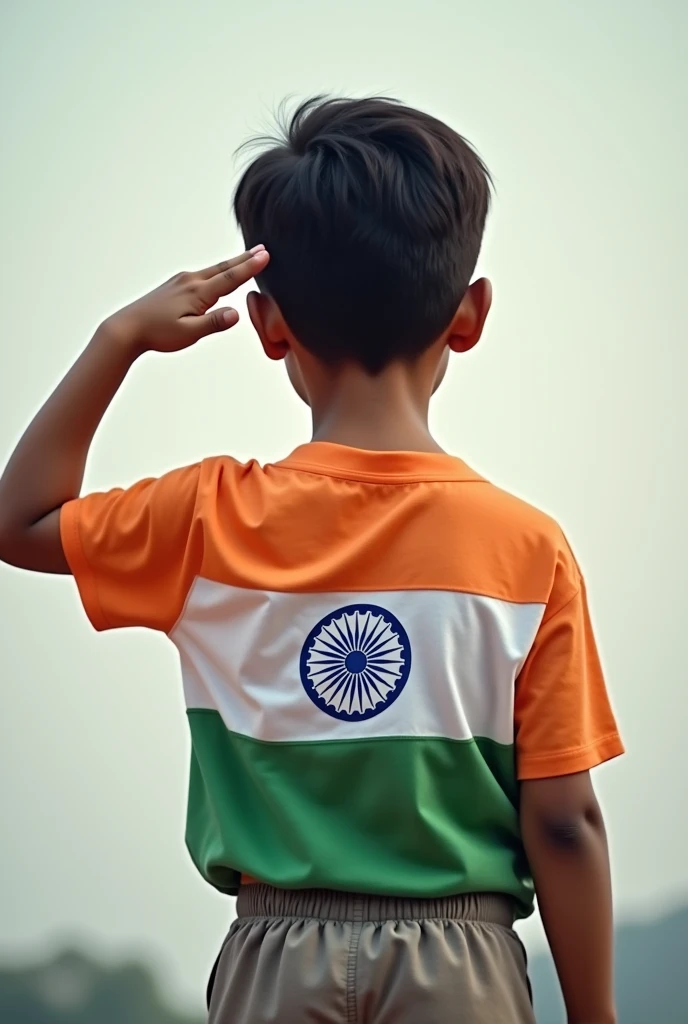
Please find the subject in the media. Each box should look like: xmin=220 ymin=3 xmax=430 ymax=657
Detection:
xmin=234 ymin=96 xmax=492 ymax=374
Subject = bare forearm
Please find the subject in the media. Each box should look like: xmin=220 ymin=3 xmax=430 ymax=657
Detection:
xmin=523 ymin=805 xmax=615 ymax=1024
xmin=0 ymin=326 xmax=137 ymax=566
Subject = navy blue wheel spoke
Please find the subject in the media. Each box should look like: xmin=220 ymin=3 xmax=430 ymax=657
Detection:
xmin=360 ymin=618 xmax=387 ymax=653
xmin=314 ymin=635 xmax=351 ymax=658
xmin=309 ymin=665 xmax=347 ymax=689
xmin=308 ymin=656 xmax=351 ymax=670
xmin=321 ymin=628 xmax=352 ymax=655
xmin=317 ymin=667 xmax=351 ymax=699
xmin=342 ymin=615 xmax=356 ymax=649
xmin=331 ymin=617 xmax=352 ymax=650
xmin=366 ymin=655 xmax=404 ymax=669
xmin=363 ymin=664 xmax=399 ymax=690
xmin=360 ymin=670 xmax=384 ymax=701
xmin=363 ymin=632 xmax=400 ymax=659
xmin=322 ymin=673 xmax=354 ymax=704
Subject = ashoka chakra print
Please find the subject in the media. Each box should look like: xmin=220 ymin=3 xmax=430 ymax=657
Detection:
xmin=299 ymin=603 xmax=412 ymax=721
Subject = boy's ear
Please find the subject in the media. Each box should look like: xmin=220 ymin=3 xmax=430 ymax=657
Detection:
xmin=246 ymin=291 xmax=291 ymax=361
xmin=446 ymin=278 xmax=493 ymax=354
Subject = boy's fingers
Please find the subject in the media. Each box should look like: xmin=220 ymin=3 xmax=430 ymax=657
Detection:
xmin=202 ymin=250 xmax=270 ymax=303
xmin=183 ymin=307 xmax=240 ymax=339
xmin=197 ymin=245 xmax=266 ymax=280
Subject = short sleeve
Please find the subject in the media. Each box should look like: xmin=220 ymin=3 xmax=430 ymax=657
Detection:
xmin=60 ymin=463 xmax=203 ymax=633
xmin=515 ymin=560 xmax=624 ymax=780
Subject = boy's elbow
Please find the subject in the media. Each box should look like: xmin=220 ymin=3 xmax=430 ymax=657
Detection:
xmin=539 ymin=806 xmax=604 ymax=851
xmin=0 ymin=521 xmax=26 ymax=567
xmin=0 ymin=507 xmax=17 ymax=563
xmin=0 ymin=490 xmax=22 ymax=562
xmin=0 ymin=506 xmax=70 ymax=573
xmin=520 ymin=771 xmax=607 ymax=853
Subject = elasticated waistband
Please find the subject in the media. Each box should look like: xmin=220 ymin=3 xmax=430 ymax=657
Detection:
xmin=236 ymin=885 xmax=515 ymax=927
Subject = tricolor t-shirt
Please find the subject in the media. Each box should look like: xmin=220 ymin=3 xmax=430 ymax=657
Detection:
xmin=60 ymin=443 xmax=623 ymax=916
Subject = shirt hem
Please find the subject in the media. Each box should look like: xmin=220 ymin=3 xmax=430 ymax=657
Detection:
xmin=60 ymin=500 xmax=110 ymax=632
xmin=517 ymin=732 xmax=624 ymax=780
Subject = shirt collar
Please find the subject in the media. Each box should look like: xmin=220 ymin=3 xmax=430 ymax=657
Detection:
xmin=275 ymin=442 xmax=485 ymax=484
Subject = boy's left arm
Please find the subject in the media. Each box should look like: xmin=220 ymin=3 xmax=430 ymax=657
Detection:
xmin=515 ymin=555 xmax=624 ymax=1024
xmin=0 ymin=247 xmax=269 ymax=573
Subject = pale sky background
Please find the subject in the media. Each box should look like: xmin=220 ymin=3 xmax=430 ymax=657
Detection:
xmin=1 ymin=0 xmax=686 ymax=1013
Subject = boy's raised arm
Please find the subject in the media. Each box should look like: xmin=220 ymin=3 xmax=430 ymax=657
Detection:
xmin=521 ymin=771 xmax=616 ymax=1024
xmin=0 ymin=248 xmax=269 ymax=573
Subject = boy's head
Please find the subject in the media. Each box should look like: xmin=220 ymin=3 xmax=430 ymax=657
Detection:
xmin=234 ymin=96 xmax=492 ymax=381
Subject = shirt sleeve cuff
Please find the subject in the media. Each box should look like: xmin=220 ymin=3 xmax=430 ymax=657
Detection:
xmin=60 ymin=500 xmax=110 ymax=632
xmin=517 ymin=732 xmax=625 ymax=780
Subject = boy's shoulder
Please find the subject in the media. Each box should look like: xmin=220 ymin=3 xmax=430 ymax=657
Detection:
xmin=452 ymin=471 xmax=580 ymax=584
xmin=470 ymin=473 xmax=570 ymax=541
xmin=198 ymin=448 xmax=574 ymax=566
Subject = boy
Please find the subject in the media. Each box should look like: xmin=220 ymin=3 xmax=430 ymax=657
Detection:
xmin=0 ymin=97 xmax=623 ymax=1023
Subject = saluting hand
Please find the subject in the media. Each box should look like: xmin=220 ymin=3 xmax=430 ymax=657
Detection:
xmin=103 ymin=245 xmax=270 ymax=355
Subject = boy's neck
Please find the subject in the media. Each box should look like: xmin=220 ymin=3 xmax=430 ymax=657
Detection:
xmin=308 ymin=361 xmax=445 ymax=455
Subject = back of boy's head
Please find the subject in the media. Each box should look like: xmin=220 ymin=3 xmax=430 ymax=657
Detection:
xmin=234 ymin=97 xmax=492 ymax=374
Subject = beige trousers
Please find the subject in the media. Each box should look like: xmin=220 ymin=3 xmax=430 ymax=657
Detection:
xmin=207 ymin=885 xmax=535 ymax=1023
